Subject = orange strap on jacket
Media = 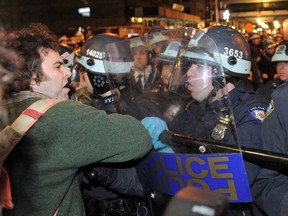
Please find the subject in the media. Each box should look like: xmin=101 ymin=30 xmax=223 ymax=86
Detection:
xmin=0 ymin=98 xmax=65 ymax=210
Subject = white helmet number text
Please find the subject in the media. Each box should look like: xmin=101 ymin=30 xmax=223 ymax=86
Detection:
xmin=61 ymin=51 xmax=70 ymax=59
xmin=86 ymin=49 xmax=105 ymax=59
xmin=223 ymin=47 xmax=243 ymax=59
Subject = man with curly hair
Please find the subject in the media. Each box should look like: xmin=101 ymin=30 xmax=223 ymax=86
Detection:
xmin=1 ymin=23 xmax=152 ymax=216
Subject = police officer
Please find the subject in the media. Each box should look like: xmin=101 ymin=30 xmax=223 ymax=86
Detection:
xmin=252 ymin=41 xmax=288 ymax=216
xmin=257 ymin=41 xmax=277 ymax=84
xmin=149 ymin=31 xmax=169 ymax=59
xmin=129 ymin=36 xmax=154 ymax=92
xmin=58 ymin=44 xmax=79 ymax=100
xmin=141 ymin=26 xmax=269 ymax=215
xmin=150 ymin=39 xmax=189 ymax=123
xmin=153 ymin=39 xmax=186 ymax=91
xmin=73 ymin=34 xmax=149 ymax=216
xmin=248 ymin=33 xmax=264 ymax=90
xmin=257 ymin=40 xmax=288 ymax=101
xmin=73 ymin=33 xmax=130 ymax=113
xmin=59 ymin=45 xmax=75 ymax=69
xmin=148 ymin=31 xmax=169 ymax=78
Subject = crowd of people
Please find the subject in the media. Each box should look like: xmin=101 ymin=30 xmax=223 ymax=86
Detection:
xmin=58 ymin=26 xmax=285 ymax=96
xmin=0 ymin=22 xmax=288 ymax=216
xmin=247 ymin=31 xmax=285 ymax=93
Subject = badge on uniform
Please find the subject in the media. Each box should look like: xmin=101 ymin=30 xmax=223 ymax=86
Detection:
xmin=248 ymin=106 xmax=266 ymax=122
xmin=212 ymin=115 xmax=232 ymax=141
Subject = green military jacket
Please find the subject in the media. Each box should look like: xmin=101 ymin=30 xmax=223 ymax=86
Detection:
xmin=3 ymin=91 xmax=152 ymax=216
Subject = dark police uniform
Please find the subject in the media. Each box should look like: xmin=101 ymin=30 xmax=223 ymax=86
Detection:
xmin=89 ymin=94 xmax=117 ymax=114
xmin=169 ymin=86 xmax=268 ymax=155
xmin=167 ymin=84 xmax=269 ymax=215
xmin=80 ymin=91 xmax=150 ymax=216
xmin=252 ymin=81 xmax=288 ymax=216
xmin=257 ymin=77 xmax=284 ymax=101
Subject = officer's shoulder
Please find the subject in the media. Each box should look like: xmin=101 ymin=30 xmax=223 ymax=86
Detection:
xmin=239 ymin=88 xmax=269 ymax=106
xmin=274 ymin=81 xmax=288 ymax=92
xmin=272 ymin=81 xmax=288 ymax=101
xmin=238 ymin=89 xmax=268 ymax=122
xmin=257 ymin=79 xmax=276 ymax=93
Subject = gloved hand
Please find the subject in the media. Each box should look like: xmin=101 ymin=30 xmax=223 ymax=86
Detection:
xmin=154 ymin=140 xmax=174 ymax=153
xmin=141 ymin=117 xmax=174 ymax=153
xmin=141 ymin=117 xmax=168 ymax=144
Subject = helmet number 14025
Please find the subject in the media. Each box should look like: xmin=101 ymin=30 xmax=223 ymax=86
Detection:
xmin=86 ymin=49 xmax=104 ymax=59
xmin=223 ymin=47 xmax=243 ymax=59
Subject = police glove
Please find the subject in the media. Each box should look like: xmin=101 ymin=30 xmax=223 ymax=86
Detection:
xmin=153 ymin=140 xmax=174 ymax=153
xmin=141 ymin=117 xmax=167 ymax=143
xmin=141 ymin=117 xmax=174 ymax=153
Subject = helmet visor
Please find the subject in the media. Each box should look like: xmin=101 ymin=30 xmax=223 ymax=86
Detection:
xmin=103 ymin=41 xmax=134 ymax=74
xmin=169 ymin=31 xmax=226 ymax=102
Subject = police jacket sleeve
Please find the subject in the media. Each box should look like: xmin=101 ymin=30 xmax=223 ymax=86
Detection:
xmin=252 ymin=83 xmax=288 ymax=216
xmin=229 ymin=89 xmax=268 ymax=185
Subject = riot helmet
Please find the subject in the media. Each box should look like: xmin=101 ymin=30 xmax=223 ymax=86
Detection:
xmin=271 ymin=40 xmax=288 ymax=62
xmin=59 ymin=44 xmax=75 ymax=69
xmin=129 ymin=37 xmax=151 ymax=69
xmin=156 ymin=40 xmax=187 ymax=88
xmin=73 ymin=33 xmax=132 ymax=96
xmin=148 ymin=31 xmax=169 ymax=58
xmin=182 ymin=47 xmax=224 ymax=102
xmin=249 ymin=33 xmax=260 ymax=41
xmin=58 ymin=44 xmax=76 ymax=99
xmin=149 ymin=31 xmax=169 ymax=49
xmin=271 ymin=40 xmax=288 ymax=82
xmin=274 ymin=33 xmax=283 ymax=42
xmin=129 ymin=36 xmax=148 ymax=50
xmin=58 ymin=35 xmax=70 ymax=46
xmin=102 ymin=36 xmax=134 ymax=92
xmin=158 ymin=40 xmax=183 ymax=65
xmin=200 ymin=26 xmax=251 ymax=78
xmin=127 ymin=36 xmax=156 ymax=92
xmin=169 ymin=29 xmax=226 ymax=103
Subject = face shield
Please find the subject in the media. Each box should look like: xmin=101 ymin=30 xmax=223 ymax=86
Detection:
xmin=104 ymin=42 xmax=134 ymax=74
xmin=153 ymin=39 xmax=189 ymax=90
xmin=104 ymin=29 xmax=249 ymax=207
xmin=129 ymin=37 xmax=150 ymax=70
xmin=105 ymin=28 xmax=238 ymax=148
xmin=71 ymin=48 xmax=112 ymax=96
xmin=72 ymin=50 xmax=106 ymax=74
xmin=146 ymin=28 xmax=194 ymax=92
xmin=169 ymin=31 xmax=226 ymax=103
xmin=102 ymin=40 xmax=134 ymax=99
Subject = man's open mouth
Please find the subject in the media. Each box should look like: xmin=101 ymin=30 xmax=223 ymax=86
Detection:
xmin=63 ymin=79 xmax=72 ymax=88
xmin=63 ymin=82 xmax=71 ymax=88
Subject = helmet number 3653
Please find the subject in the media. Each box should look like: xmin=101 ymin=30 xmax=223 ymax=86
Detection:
xmin=223 ymin=47 xmax=243 ymax=59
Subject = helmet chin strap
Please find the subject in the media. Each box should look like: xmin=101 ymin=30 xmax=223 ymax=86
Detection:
xmin=201 ymin=88 xmax=218 ymax=105
xmin=225 ymin=74 xmax=241 ymax=85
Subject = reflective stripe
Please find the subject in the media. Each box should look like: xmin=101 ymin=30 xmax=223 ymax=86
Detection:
xmin=10 ymin=98 xmax=65 ymax=135
xmin=0 ymin=98 xmax=65 ymax=211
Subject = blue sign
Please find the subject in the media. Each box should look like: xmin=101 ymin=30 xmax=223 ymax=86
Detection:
xmin=138 ymin=152 xmax=252 ymax=203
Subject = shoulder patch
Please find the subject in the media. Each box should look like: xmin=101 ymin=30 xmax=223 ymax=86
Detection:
xmin=248 ymin=106 xmax=266 ymax=122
